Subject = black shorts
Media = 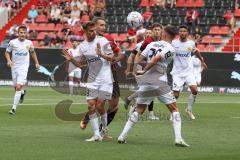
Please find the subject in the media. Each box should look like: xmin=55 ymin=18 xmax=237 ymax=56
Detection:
xmin=112 ymin=82 xmax=120 ymax=98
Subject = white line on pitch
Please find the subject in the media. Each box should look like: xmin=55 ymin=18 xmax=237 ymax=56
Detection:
xmin=231 ymin=117 xmax=240 ymax=119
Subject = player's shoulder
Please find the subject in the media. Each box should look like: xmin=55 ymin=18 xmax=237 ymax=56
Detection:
xmin=9 ymin=38 xmax=18 ymax=44
xmin=25 ymin=39 xmax=33 ymax=44
xmin=187 ymin=39 xmax=195 ymax=45
xmin=172 ymin=39 xmax=180 ymax=45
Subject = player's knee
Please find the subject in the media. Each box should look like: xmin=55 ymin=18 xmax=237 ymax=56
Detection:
xmin=129 ymin=111 xmax=140 ymax=123
xmin=191 ymin=89 xmax=198 ymax=95
xmin=15 ymin=85 xmax=22 ymax=91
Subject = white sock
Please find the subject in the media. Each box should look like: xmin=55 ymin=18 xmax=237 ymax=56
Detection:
xmin=120 ymin=111 xmax=140 ymax=138
xmin=69 ymin=81 xmax=74 ymax=95
xmin=89 ymin=113 xmax=100 ymax=137
xmin=128 ymin=92 xmax=138 ymax=101
xmin=187 ymin=94 xmax=196 ymax=111
xmin=12 ymin=91 xmax=22 ymax=110
xmin=149 ymin=111 xmax=154 ymax=116
xmin=21 ymin=90 xmax=24 ymax=94
xmin=172 ymin=112 xmax=182 ymax=141
xmin=101 ymin=112 xmax=108 ymax=129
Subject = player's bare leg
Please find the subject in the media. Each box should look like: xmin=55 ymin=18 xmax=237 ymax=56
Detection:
xmin=186 ymin=85 xmax=198 ymax=120
xmin=68 ymin=76 xmax=74 ymax=96
xmin=166 ymin=103 xmax=190 ymax=147
xmin=118 ymin=104 xmax=147 ymax=143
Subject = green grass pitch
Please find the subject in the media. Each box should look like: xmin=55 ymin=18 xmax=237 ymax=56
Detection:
xmin=0 ymin=86 xmax=240 ymax=160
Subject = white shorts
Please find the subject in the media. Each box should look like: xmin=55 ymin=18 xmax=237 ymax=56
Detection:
xmin=136 ymin=91 xmax=176 ymax=105
xmin=194 ymin=72 xmax=202 ymax=85
xmin=11 ymin=69 xmax=28 ymax=86
xmin=172 ymin=73 xmax=197 ymax=91
xmin=136 ymin=82 xmax=176 ymax=105
xmin=86 ymin=83 xmax=113 ymax=100
xmin=68 ymin=68 xmax=81 ymax=78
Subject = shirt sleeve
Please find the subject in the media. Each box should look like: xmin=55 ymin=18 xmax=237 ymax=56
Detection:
xmin=156 ymin=46 xmax=173 ymax=61
xmin=29 ymin=41 xmax=35 ymax=53
xmin=141 ymin=44 xmax=151 ymax=58
xmin=191 ymin=41 xmax=196 ymax=53
xmin=102 ymin=38 xmax=113 ymax=55
xmin=6 ymin=41 xmax=13 ymax=53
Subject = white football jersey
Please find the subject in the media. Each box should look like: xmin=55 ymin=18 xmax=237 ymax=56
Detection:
xmin=6 ymin=38 xmax=34 ymax=69
xmin=192 ymin=55 xmax=202 ymax=74
xmin=133 ymin=41 xmax=143 ymax=53
xmin=78 ymin=36 xmax=113 ymax=84
xmin=141 ymin=40 xmax=175 ymax=82
xmin=171 ymin=39 xmax=196 ymax=76
xmin=68 ymin=46 xmax=81 ymax=72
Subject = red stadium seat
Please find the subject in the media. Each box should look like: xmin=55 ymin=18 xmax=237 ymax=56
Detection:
xmin=195 ymin=0 xmax=204 ymax=7
xmin=110 ymin=33 xmax=119 ymax=40
xmin=212 ymin=35 xmax=222 ymax=44
xmin=209 ymin=26 xmax=220 ymax=34
xmin=47 ymin=23 xmax=56 ymax=31
xmin=55 ymin=24 xmax=63 ymax=31
xmin=202 ymin=35 xmax=212 ymax=44
xmin=37 ymin=23 xmax=47 ymax=31
xmin=140 ymin=0 xmax=150 ymax=7
xmin=222 ymin=46 xmax=233 ymax=52
xmin=36 ymin=15 xmax=47 ymax=23
xmin=204 ymin=45 xmax=215 ymax=52
xmin=234 ymin=9 xmax=240 ymax=17
xmin=32 ymin=40 xmax=39 ymax=47
xmin=220 ymin=26 xmax=230 ymax=35
xmin=185 ymin=0 xmax=195 ymax=7
xmin=118 ymin=33 xmax=127 ymax=42
xmin=176 ymin=0 xmax=185 ymax=7
xmin=28 ymin=23 xmax=38 ymax=31
xmin=197 ymin=44 xmax=205 ymax=52
xmin=37 ymin=32 xmax=46 ymax=40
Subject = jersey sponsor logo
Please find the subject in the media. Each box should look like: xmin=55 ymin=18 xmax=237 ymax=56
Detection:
xmin=25 ymin=45 xmax=30 ymax=50
xmin=176 ymin=53 xmax=190 ymax=57
xmin=15 ymin=52 xmax=28 ymax=56
xmin=87 ymin=56 xmax=101 ymax=63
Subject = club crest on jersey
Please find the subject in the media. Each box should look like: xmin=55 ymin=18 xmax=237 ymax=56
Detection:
xmin=187 ymin=47 xmax=192 ymax=52
xmin=25 ymin=45 xmax=30 ymax=50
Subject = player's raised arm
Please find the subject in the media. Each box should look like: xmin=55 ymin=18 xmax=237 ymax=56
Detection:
xmin=62 ymin=49 xmax=86 ymax=69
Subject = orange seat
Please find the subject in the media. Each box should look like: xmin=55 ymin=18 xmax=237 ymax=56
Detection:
xmin=176 ymin=0 xmax=185 ymax=7
xmin=140 ymin=0 xmax=150 ymax=7
xmin=55 ymin=24 xmax=63 ymax=31
xmin=195 ymin=0 xmax=204 ymax=7
xmin=202 ymin=35 xmax=212 ymax=44
xmin=234 ymin=9 xmax=240 ymax=17
xmin=212 ymin=35 xmax=222 ymax=44
xmin=37 ymin=32 xmax=47 ymax=40
xmin=204 ymin=45 xmax=215 ymax=52
xmin=36 ymin=15 xmax=47 ymax=23
xmin=220 ymin=26 xmax=230 ymax=35
xmin=185 ymin=0 xmax=195 ymax=7
xmin=47 ymin=23 xmax=56 ymax=31
xmin=209 ymin=26 xmax=220 ymax=34
xmin=197 ymin=44 xmax=205 ymax=52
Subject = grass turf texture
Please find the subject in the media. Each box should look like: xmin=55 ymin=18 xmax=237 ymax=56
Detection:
xmin=0 ymin=86 xmax=240 ymax=160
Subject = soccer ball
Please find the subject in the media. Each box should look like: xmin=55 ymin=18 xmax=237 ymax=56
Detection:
xmin=127 ymin=11 xmax=143 ymax=28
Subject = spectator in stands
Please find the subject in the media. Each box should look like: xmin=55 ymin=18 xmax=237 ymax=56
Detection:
xmin=6 ymin=23 xmax=18 ymax=40
xmin=49 ymin=4 xmax=61 ymax=24
xmin=81 ymin=11 xmax=90 ymax=23
xmin=166 ymin=0 xmax=176 ymax=8
xmin=60 ymin=0 xmax=68 ymax=10
xmin=155 ymin=0 xmax=166 ymax=9
xmin=193 ymin=26 xmax=202 ymax=44
xmin=28 ymin=5 xmax=38 ymax=23
xmin=61 ymin=22 xmax=72 ymax=40
xmin=68 ymin=5 xmax=80 ymax=26
xmin=142 ymin=6 xmax=153 ymax=28
xmin=185 ymin=9 xmax=199 ymax=31
xmin=71 ymin=0 xmax=81 ymax=9
xmin=224 ymin=9 xmax=236 ymax=33
xmin=92 ymin=1 xmax=105 ymax=18
xmin=79 ymin=0 xmax=88 ymax=15
xmin=62 ymin=4 xmax=72 ymax=22
xmin=42 ymin=33 xmax=52 ymax=47
xmin=70 ymin=21 xmax=84 ymax=41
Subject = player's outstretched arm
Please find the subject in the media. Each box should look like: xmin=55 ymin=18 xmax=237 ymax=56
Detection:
xmin=5 ymin=51 xmax=12 ymax=68
xmin=31 ymin=50 xmax=40 ymax=69
xmin=194 ymin=49 xmax=207 ymax=70
xmin=125 ymin=53 xmax=135 ymax=76
xmin=62 ymin=49 xmax=86 ymax=68
xmin=95 ymin=43 xmax=117 ymax=62
xmin=136 ymin=55 xmax=160 ymax=75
